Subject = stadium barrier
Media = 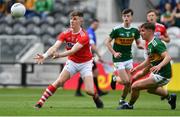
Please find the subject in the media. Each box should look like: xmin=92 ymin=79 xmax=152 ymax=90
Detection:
xmin=0 ymin=62 xmax=179 ymax=91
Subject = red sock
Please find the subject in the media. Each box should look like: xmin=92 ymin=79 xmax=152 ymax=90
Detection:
xmin=37 ymin=85 xmax=57 ymax=106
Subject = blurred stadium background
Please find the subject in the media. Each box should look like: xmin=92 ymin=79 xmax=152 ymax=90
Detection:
xmin=0 ymin=0 xmax=180 ymax=91
xmin=0 ymin=0 xmax=180 ymax=116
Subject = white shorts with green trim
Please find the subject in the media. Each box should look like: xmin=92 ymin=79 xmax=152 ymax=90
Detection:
xmin=114 ymin=59 xmax=133 ymax=70
xmin=151 ymin=73 xmax=170 ymax=86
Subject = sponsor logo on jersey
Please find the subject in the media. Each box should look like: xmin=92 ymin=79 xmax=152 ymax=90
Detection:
xmin=66 ymin=42 xmax=75 ymax=49
xmin=115 ymin=38 xmax=134 ymax=45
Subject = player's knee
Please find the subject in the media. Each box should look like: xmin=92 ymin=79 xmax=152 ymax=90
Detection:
xmin=54 ymin=81 xmax=64 ymax=88
xmin=131 ymin=82 xmax=140 ymax=91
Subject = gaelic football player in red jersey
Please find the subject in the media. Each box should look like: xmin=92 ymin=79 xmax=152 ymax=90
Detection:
xmin=145 ymin=9 xmax=170 ymax=48
xmin=34 ymin=11 xmax=103 ymax=109
xmin=131 ymin=9 xmax=171 ymax=84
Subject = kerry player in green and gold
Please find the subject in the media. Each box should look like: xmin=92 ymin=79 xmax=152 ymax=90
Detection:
xmin=118 ymin=22 xmax=176 ymax=110
xmin=105 ymin=9 xmax=144 ymax=106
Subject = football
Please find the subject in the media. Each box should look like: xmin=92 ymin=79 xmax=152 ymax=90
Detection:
xmin=11 ymin=3 xmax=26 ymax=17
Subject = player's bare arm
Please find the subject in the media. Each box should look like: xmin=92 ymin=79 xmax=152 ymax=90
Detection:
xmin=53 ymin=42 xmax=83 ymax=58
xmin=150 ymin=51 xmax=171 ymax=73
xmin=135 ymin=39 xmax=144 ymax=49
xmin=105 ymin=37 xmax=121 ymax=58
xmin=160 ymin=32 xmax=170 ymax=43
xmin=131 ymin=58 xmax=150 ymax=74
xmin=34 ymin=40 xmax=62 ymax=64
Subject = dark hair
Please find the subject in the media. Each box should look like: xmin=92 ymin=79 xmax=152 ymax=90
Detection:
xmin=122 ymin=9 xmax=134 ymax=15
xmin=90 ymin=18 xmax=99 ymax=24
xmin=141 ymin=22 xmax=155 ymax=31
xmin=147 ymin=9 xmax=157 ymax=15
xmin=70 ymin=10 xmax=83 ymax=17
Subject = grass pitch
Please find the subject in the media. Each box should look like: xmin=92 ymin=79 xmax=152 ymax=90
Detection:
xmin=0 ymin=88 xmax=179 ymax=116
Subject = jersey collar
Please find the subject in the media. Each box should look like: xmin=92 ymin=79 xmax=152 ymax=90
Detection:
xmin=72 ymin=28 xmax=82 ymax=34
xmin=122 ymin=23 xmax=132 ymax=29
xmin=148 ymin=36 xmax=156 ymax=45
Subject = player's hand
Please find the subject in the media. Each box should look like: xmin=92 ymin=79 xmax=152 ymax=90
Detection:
xmin=52 ymin=51 xmax=60 ymax=59
xmin=130 ymin=67 xmax=137 ymax=74
xmin=150 ymin=65 xmax=161 ymax=73
xmin=159 ymin=35 xmax=166 ymax=41
xmin=113 ymin=52 xmax=121 ymax=58
xmin=34 ymin=54 xmax=45 ymax=64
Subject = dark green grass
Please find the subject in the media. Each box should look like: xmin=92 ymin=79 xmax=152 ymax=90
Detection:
xmin=0 ymin=88 xmax=179 ymax=116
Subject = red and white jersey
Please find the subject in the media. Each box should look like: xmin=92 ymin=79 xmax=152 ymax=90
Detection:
xmin=145 ymin=23 xmax=167 ymax=48
xmin=57 ymin=28 xmax=92 ymax=63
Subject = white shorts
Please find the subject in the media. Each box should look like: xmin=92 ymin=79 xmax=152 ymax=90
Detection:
xmin=114 ymin=59 xmax=133 ymax=70
xmin=151 ymin=73 xmax=170 ymax=86
xmin=63 ymin=59 xmax=93 ymax=78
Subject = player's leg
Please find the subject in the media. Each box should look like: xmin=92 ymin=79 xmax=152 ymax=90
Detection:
xmin=80 ymin=60 xmax=103 ymax=108
xmin=83 ymin=75 xmax=104 ymax=108
xmin=147 ymin=87 xmax=168 ymax=97
xmin=93 ymin=61 xmax=108 ymax=96
xmin=75 ymin=77 xmax=84 ymax=96
xmin=34 ymin=60 xmax=76 ymax=109
xmin=111 ymin=61 xmax=129 ymax=89
xmin=117 ymin=74 xmax=156 ymax=109
xmin=147 ymin=86 xmax=176 ymax=107
xmin=117 ymin=59 xmax=133 ymax=105
xmin=116 ymin=69 xmax=130 ymax=105
xmin=147 ymin=74 xmax=176 ymax=110
xmin=34 ymin=69 xmax=71 ymax=109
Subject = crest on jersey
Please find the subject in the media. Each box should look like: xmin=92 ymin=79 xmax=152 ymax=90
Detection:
xmin=132 ymin=33 xmax=135 ymax=37
xmin=126 ymin=32 xmax=130 ymax=37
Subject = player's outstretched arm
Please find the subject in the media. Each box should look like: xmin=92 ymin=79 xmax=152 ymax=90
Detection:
xmin=53 ymin=42 xmax=83 ymax=58
xmin=131 ymin=58 xmax=150 ymax=74
xmin=34 ymin=40 xmax=62 ymax=64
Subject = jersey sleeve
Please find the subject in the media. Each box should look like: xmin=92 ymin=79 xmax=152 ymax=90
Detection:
xmin=109 ymin=28 xmax=117 ymax=39
xmin=57 ymin=32 xmax=66 ymax=42
xmin=78 ymin=35 xmax=89 ymax=45
xmin=134 ymin=29 xmax=140 ymax=40
xmin=162 ymin=25 xmax=167 ymax=36
xmin=155 ymin=41 xmax=167 ymax=54
xmin=89 ymin=33 xmax=95 ymax=45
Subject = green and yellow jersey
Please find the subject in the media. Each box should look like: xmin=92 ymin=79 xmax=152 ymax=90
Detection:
xmin=109 ymin=25 xmax=140 ymax=62
xmin=148 ymin=38 xmax=172 ymax=78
